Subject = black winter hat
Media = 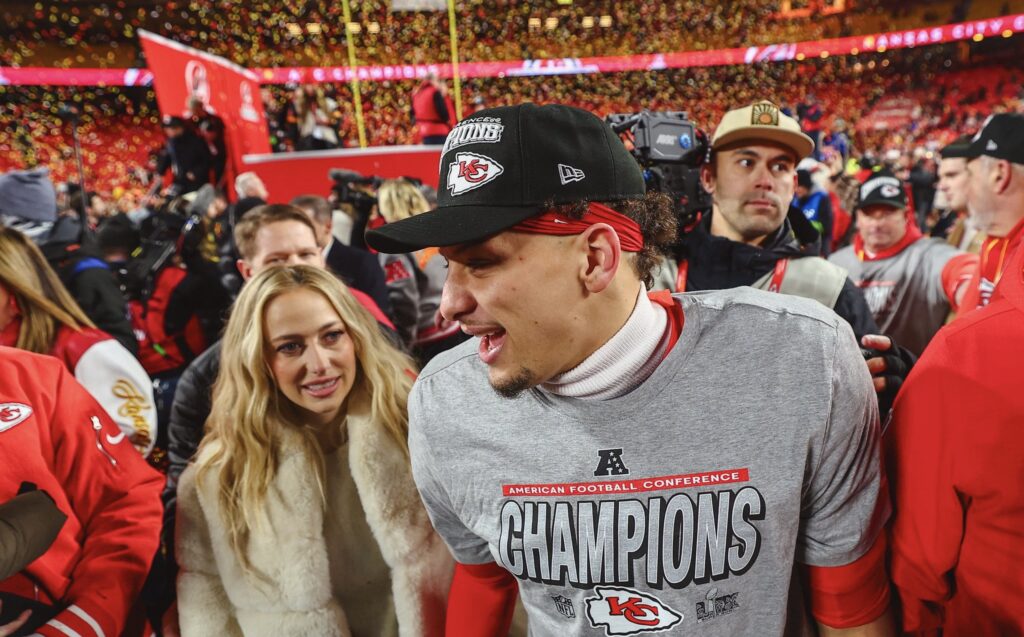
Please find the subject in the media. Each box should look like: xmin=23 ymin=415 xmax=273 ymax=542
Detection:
xmin=366 ymin=103 xmax=645 ymax=253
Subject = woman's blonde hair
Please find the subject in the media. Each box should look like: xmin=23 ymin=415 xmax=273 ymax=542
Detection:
xmin=196 ymin=264 xmax=415 ymax=577
xmin=0 ymin=226 xmax=95 ymax=353
xmin=376 ymin=179 xmax=431 ymax=224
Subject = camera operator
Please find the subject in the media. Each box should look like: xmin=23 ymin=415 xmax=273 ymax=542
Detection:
xmin=647 ymin=102 xmax=914 ymax=416
xmin=661 ymin=100 xmax=878 ymax=338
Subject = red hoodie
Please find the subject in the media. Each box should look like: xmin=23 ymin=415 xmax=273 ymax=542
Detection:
xmin=0 ymin=347 xmax=163 ymax=637
xmin=887 ymin=229 xmax=1024 ymax=635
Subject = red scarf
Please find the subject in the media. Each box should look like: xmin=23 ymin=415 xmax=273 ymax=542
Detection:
xmin=853 ymin=215 xmax=923 ymax=261
xmin=513 ymin=202 xmax=644 ymax=252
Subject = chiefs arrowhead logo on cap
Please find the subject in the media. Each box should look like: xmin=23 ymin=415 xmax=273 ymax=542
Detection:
xmin=0 ymin=403 xmax=32 ymax=433
xmin=447 ymin=152 xmax=504 ymax=196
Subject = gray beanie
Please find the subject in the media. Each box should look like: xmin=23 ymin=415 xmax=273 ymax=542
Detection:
xmin=0 ymin=168 xmax=58 ymax=223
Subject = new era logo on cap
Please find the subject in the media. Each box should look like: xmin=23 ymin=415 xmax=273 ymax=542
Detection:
xmin=558 ymin=164 xmax=585 ymax=185
xmin=447 ymin=152 xmax=504 ymax=196
xmin=965 ymin=112 xmax=1024 ymax=163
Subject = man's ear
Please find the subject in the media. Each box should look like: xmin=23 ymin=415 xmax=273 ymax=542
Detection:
xmin=237 ymin=258 xmax=253 ymax=281
xmin=700 ymin=163 xmax=716 ymax=194
xmin=578 ymin=223 xmax=621 ymax=294
xmin=995 ymin=158 xmax=1013 ymax=194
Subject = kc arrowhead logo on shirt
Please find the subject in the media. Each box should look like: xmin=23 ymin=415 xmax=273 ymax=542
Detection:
xmin=586 ymin=586 xmax=683 ymax=635
xmin=447 ymin=152 xmax=504 ymax=196
xmin=0 ymin=403 xmax=32 ymax=433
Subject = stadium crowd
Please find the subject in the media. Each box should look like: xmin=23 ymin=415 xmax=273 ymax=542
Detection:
xmin=0 ymin=0 xmax=1005 ymax=69
xmin=1 ymin=2 xmax=1023 ymax=637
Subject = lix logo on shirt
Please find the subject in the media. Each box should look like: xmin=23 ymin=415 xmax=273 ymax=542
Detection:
xmin=594 ymin=448 xmax=630 ymax=476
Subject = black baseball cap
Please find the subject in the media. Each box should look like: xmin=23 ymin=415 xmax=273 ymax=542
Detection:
xmin=857 ymin=171 xmax=907 ymax=210
xmin=940 ymin=134 xmax=973 ymax=159
xmin=365 ymin=103 xmax=645 ymax=253
xmin=965 ymin=113 xmax=1024 ymax=163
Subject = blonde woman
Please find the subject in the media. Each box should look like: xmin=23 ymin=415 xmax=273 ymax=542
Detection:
xmin=375 ymin=179 xmax=466 ymax=363
xmin=175 ymin=265 xmax=451 ymax=637
xmin=0 ymin=226 xmax=157 ymax=457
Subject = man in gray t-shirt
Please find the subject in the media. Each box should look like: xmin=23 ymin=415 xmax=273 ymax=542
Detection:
xmin=367 ymin=103 xmax=892 ymax=637
xmin=829 ymin=171 xmax=978 ymax=356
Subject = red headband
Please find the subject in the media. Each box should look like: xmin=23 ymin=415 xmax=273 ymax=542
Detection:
xmin=512 ymin=202 xmax=644 ymax=252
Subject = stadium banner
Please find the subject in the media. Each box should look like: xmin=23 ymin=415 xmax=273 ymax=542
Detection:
xmin=138 ymin=30 xmax=271 ymax=194
xmin=2 ymin=13 xmax=1023 ymax=87
xmin=857 ymin=97 xmax=921 ymax=131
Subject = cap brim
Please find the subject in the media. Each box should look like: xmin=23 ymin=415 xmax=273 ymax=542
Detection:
xmin=714 ymin=127 xmax=815 ymax=160
xmin=365 ymin=204 xmax=542 ymax=253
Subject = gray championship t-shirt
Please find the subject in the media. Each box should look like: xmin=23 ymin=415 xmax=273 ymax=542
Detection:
xmin=410 ymin=288 xmax=885 ymax=637
xmin=829 ymin=238 xmax=962 ymax=356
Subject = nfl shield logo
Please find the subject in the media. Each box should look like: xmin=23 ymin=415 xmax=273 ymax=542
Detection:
xmin=552 ymin=594 xmax=575 ymax=619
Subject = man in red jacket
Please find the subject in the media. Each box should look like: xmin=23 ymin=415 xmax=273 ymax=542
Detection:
xmin=0 ymin=347 xmax=163 ymax=637
xmin=887 ymin=220 xmax=1024 ymax=635
xmin=958 ymin=113 xmax=1024 ymax=310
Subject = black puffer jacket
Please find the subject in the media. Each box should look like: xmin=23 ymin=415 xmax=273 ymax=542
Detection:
xmin=678 ymin=207 xmax=879 ymax=338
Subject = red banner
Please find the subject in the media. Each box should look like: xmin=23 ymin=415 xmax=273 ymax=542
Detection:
xmin=2 ymin=13 xmax=1022 ymax=87
xmin=138 ymin=30 xmax=270 ymax=196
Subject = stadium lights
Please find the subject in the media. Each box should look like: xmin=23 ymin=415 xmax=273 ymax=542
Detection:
xmin=347 ymin=22 xmax=361 ymax=34
xmin=557 ymin=0 xmax=573 ymax=4
xmin=1003 ymin=29 xmax=1013 ymax=37
xmin=582 ymin=16 xmax=594 ymax=28
xmin=599 ymin=15 xmax=613 ymax=27
xmin=306 ymin=23 xmax=322 ymax=35
xmin=972 ymin=33 xmax=984 ymax=41
xmin=546 ymin=17 xmax=558 ymax=30
xmin=286 ymin=23 xmax=302 ymax=37
xmin=367 ymin=21 xmax=381 ymax=34
xmin=528 ymin=17 xmax=541 ymax=29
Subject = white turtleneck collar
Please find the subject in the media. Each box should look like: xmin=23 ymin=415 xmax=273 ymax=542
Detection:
xmin=541 ymin=286 xmax=670 ymax=400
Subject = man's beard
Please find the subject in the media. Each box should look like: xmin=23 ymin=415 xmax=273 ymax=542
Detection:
xmin=490 ymin=366 xmax=536 ymax=399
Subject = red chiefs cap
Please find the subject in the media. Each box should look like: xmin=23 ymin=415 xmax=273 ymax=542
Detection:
xmin=365 ymin=103 xmax=645 ymax=253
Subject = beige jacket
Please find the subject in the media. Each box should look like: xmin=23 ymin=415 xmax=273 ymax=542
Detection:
xmin=175 ymin=395 xmax=453 ymax=637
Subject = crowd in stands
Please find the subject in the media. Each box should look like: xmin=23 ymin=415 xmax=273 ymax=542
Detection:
xmin=0 ymin=0 xmax=1012 ymax=69
xmin=3 ymin=42 xmax=1022 ymax=201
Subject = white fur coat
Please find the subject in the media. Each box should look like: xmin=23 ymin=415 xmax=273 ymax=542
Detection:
xmin=175 ymin=396 xmax=453 ymax=637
